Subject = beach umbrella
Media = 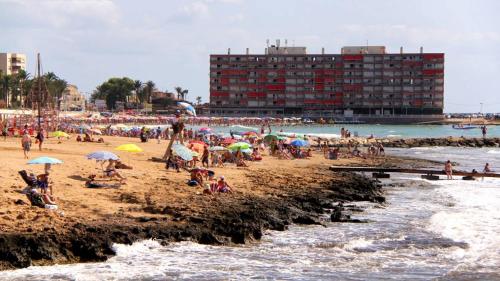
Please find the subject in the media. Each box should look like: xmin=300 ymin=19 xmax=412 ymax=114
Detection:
xmin=290 ymin=139 xmax=309 ymax=147
xmin=171 ymin=143 xmax=194 ymax=161
xmin=86 ymin=151 xmax=119 ymax=161
xmin=28 ymin=156 xmax=63 ymax=165
xmin=88 ymin=128 xmax=102 ymax=135
xmin=52 ymin=131 xmax=70 ymax=138
xmin=189 ymin=140 xmax=207 ymax=146
xmin=264 ymin=134 xmax=279 ymax=143
xmin=228 ymin=142 xmax=251 ymax=151
xmin=243 ymin=131 xmax=259 ymax=137
xmin=209 ymin=146 xmax=228 ymax=152
xmin=199 ymin=127 xmax=211 ymax=133
xmin=178 ymin=102 xmax=197 ymax=117
xmin=221 ymin=138 xmax=236 ymax=145
xmin=240 ymin=148 xmax=253 ymax=154
xmin=79 ymin=124 xmax=91 ymax=130
xmin=115 ymin=144 xmax=143 ymax=153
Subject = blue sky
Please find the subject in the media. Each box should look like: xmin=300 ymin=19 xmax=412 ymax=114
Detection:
xmin=1 ymin=0 xmax=499 ymax=112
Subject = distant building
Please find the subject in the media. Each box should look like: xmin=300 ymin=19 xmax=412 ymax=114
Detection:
xmin=94 ymin=99 xmax=107 ymax=112
xmin=152 ymin=91 xmax=177 ymax=113
xmin=0 ymin=53 xmax=26 ymax=75
xmin=209 ymin=43 xmax=444 ymax=122
xmin=60 ymin=84 xmax=86 ymax=111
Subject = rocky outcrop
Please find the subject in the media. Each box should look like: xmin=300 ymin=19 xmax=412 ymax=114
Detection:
xmin=381 ymin=137 xmax=500 ymax=148
xmin=0 ymin=172 xmax=383 ymax=270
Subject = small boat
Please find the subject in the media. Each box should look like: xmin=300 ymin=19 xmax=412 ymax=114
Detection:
xmin=452 ymin=124 xmax=478 ymax=130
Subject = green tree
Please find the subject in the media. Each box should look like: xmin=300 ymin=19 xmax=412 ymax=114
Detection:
xmin=196 ymin=96 xmax=202 ymax=105
xmin=44 ymin=72 xmax=67 ymax=108
xmin=144 ymin=80 xmax=155 ymax=103
xmin=91 ymin=77 xmax=135 ymax=110
xmin=133 ymin=80 xmax=143 ymax=103
xmin=0 ymin=73 xmax=12 ymax=107
xmin=174 ymin=86 xmax=188 ymax=101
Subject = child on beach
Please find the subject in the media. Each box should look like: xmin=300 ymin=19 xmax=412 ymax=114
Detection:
xmin=445 ymin=160 xmax=453 ymax=180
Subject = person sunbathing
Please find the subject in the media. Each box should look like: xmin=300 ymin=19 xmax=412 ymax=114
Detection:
xmin=27 ymin=188 xmax=57 ymax=208
xmin=188 ymin=170 xmax=204 ymax=187
xmin=104 ymin=160 xmax=126 ymax=183
xmin=216 ymin=176 xmax=232 ymax=193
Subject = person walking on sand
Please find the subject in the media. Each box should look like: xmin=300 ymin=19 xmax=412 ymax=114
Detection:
xmin=445 ymin=160 xmax=453 ymax=180
xmin=481 ymin=125 xmax=487 ymax=138
xmin=21 ymin=132 xmax=32 ymax=159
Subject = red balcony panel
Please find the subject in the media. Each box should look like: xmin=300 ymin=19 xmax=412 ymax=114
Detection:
xmin=247 ymin=92 xmax=266 ymax=98
xmin=240 ymin=77 xmax=247 ymax=82
xmin=423 ymin=69 xmax=444 ymax=75
xmin=335 ymin=92 xmax=343 ymax=97
xmin=314 ymin=69 xmax=324 ymax=75
xmin=276 ymin=77 xmax=286 ymax=83
xmin=275 ymin=99 xmax=286 ymax=105
xmin=342 ymin=54 xmax=363 ymax=61
xmin=267 ymin=84 xmax=285 ymax=91
xmin=220 ymin=78 xmax=229 ymax=86
xmin=423 ymin=54 xmax=444 ymax=60
xmin=335 ymin=63 xmax=343 ymax=68
xmin=210 ymin=92 xmax=229 ymax=97
xmin=314 ymin=78 xmax=324 ymax=83
xmin=314 ymin=84 xmax=324 ymax=91
xmin=258 ymin=78 xmax=267 ymax=83
xmin=343 ymin=84 xmax=363 ymax=91
xmin=324 ymin=70 xmax=336 ymax=75
xmin=277 ymin=69 xmax=286 ymax=75
xmin=324 ymin=78 xmax=335 ymax=83
xmin=322 ymin=100 xmax=337 ymax=105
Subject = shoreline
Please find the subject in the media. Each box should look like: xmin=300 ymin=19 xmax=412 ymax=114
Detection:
xmin=0 ymin=135 xmax=440 ymax=271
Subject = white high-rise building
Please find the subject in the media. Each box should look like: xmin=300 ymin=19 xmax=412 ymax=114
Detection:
xmin=0 ymin=53 xmax=26 ymax=75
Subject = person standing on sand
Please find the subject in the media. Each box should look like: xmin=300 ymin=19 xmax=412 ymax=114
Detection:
xmin=445 ymin=160 xmax=453 ymax=180
xmin=21 ymin=132 xmax=32 ymax=159
xmin=35 ymin=129 xmax=44 ymax=151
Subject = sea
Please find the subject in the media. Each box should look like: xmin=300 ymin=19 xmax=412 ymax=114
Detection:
xmin=1 ymin=126 xmax=499 ymax=280
xmin=185 ymin=124 xmax=500 ymax=139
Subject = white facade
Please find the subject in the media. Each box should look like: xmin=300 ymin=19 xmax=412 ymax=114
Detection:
xmin=0 ymin=53 xmax=26 ymax=75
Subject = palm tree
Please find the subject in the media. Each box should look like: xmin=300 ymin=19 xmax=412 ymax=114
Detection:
xmin=133 ymin=80 xmax=143 ymax=104
xmin=145 ymin=80 xmax=155 ymax=103
xmin=1 ymin=74 xmax=12 ymax=107
xmin=196 ymin=96 xmax=202 ymax=105
xmin=16 ymin=70 xmax=30 ymax=108
xmin=174 ymin=86 xmax=189 ymax=101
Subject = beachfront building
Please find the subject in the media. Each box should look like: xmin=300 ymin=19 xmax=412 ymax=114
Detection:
xmin=209 ymin=44 xmax=444 ymax=122
xmin=0 ymin=53 xmax=26 ymax=75
xmin=59 ymin=84 xmax=86 ymax=111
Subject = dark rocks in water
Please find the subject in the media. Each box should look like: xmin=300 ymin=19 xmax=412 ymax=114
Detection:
xmin=381 ymin=137 xmax=500 ymax=148
xmin=292 ymin=215 xmax=319 ymax=225
xmin=0 ymin=170 xmax=384 ymax=270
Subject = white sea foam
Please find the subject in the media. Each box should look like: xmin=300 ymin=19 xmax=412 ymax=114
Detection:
xmin=487 ymin=149 xmax=500 ymax=154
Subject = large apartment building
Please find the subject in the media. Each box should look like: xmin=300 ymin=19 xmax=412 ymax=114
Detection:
xmin=209 ymin=44 xmax=444 ymax=121
xmin=0 ymin=53 xmax=26 ymax=75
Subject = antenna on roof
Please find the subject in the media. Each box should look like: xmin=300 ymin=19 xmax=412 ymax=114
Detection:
xmin=276 ymin=39 xmax=280 ymax=48
xmin=266 ymin=39 xmax=269 ymax=48
xmin=285 ymin=39 xmax=288 ymax=47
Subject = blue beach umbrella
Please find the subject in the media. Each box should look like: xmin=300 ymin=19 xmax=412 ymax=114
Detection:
xmin=171 ymin=143 xmax=194 ymax=161
xmin=290 ymin=139 xmax=309 ymax=147
xmin=178 ymin=102 xmax=197 ymax=117
xmin=86 ymin=151 xmax=120 ymax=161
xmin=27 ymin=156 xmax=63 ymax=165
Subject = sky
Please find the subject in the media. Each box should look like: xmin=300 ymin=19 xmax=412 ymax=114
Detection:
xmin=1 ymin=0 xmax=499 ymax=113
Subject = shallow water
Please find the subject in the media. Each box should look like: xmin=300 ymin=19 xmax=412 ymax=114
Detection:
xmin=1 ymin=147 xmax=499 ymax=280
xmin=180 ymin=124 xmax=500 ymax=139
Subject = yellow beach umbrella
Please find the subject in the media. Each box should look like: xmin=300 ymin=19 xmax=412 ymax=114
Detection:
xmin=52 ymin=131 xmax=70 ymax=138
xmin=115 ymin=144 xmax=143 ymax=153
